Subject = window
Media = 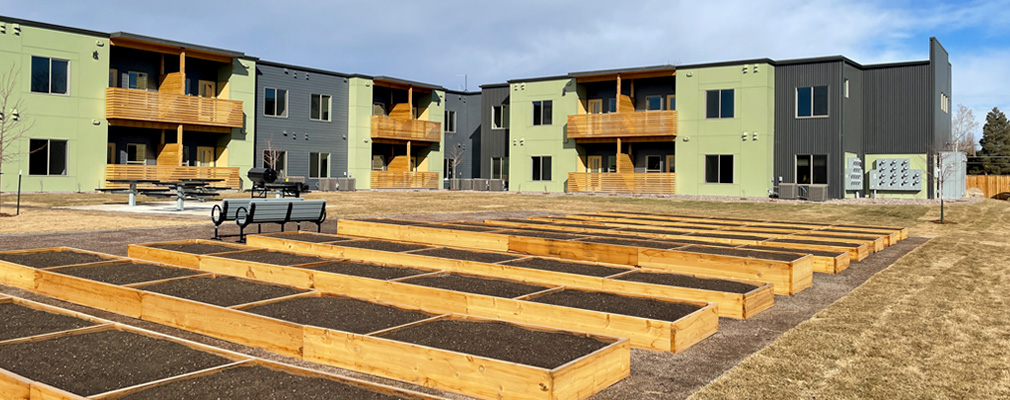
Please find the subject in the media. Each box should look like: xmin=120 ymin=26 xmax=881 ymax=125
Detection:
xmin=796 ymin=86 xmax=829 ymax=118
xmin=666 ymin=155 xmax=676 ymax=173
xmin=531 ymin=156 xmax=552 ymax=181
xmin=844 ymin=79 xmax=850 ymax=98
xmin=796 ymin=155 xmax=828 ymax=184
xmin=311 ymin=94 xmax=331 ymax=121
xmin=491 ymin=157 xmax=508 ymax=180
xmin=109 ymin=69 xmax=117 ymax=88
xmin=667 ymin=94 xmax=676 ymax=111
xmin=941 ymin=93 xmax=950 ymax=113
xmin=444 ymin=110 xmax=456 ymax=133
xmin=107 ymin=143 xmax=116 ymax=164
xmin=28 ymin=139 xmax=67 ymax=176
xmin=532 ymin=100 xmax=552 ymax=126
xmin=264 ymin=88 xmax=288 ymax=117
xmin=309 ymin=152 xmax=330 ymax=178
xmin=607 ymin=156 xmax=617 ymax=172
xmin=444 ymin=158 xmax=456 ymax=178
xmin=646 ymin=96 xmax=663 ymax=111
xmin=263 ymin=150 xmax=287 ymax=177
xmin=126 ymin=143 xmax=146 ymax=165
xmin=704 ymin=155 xmax=734 ymax=184
xmin=705 ymin=89 xmax=734 ymax=118
xmin=30 ymin=56 xmax=69 ymax=95
xmin=492 ymin=105 xmax=509 ymax=129
xmin=121 ymin=71 xmax=149 ymax=91
xmin=588 ymin=99 xmax=603 ymax=114
xmin=645 ymin=155 xmax=662 ymax=172
xmin=608 ymin=98 xmax=617 ymax=113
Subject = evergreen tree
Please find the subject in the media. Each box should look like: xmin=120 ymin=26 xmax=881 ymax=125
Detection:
xmin=978 ymin=107 xmax=1010 ymax=175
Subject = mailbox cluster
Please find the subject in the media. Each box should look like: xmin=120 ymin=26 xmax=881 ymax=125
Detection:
xmin=868 ymin=158 xmax=921 ymax=191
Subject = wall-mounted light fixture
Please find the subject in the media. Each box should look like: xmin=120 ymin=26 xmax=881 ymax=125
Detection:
xmin=752 ymin=132 xmax=759 ymax=141
xmin=93 ymin=50 xmax=99 ymax=60
xmin=742 ymin=132 xmax=748 ymax=141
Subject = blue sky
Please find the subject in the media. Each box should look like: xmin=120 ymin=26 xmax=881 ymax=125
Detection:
xmin=3 ymin=0 xmax=1006 ymax=135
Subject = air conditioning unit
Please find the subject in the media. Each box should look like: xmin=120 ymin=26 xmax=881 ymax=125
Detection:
xmin=316 ymin=178 xmax=338 ymax=192
xmin=336 ymin=178 xmax=356 ymax=191
xmin=807 ymin=184 xmax=829 ymax=202
xmin=459 ymin=179 xmax=473 ymax=191
xmin=489 ymin=179 xmax=506 ymax=191
xmin=779 ymin=183 xmax=798 ymax=199
xmin=472 ymin=179 xmax=489 ymax=191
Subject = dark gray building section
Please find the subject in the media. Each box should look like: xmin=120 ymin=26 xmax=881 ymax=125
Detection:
xmin=444 ymin=91 xmax=481 ymax=179
xmin=930 ymin=38 xmax=953 ymax=152
xmin=480 ymin=85 xmax=510 ymax=180
xmin=255 ymin=61 xmax=349 ymax=188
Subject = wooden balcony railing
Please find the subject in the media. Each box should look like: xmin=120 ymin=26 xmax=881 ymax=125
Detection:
xmin=567 ymin=172 xmax=676 ymax=194
xmin=371 ymin=171 xmax=440 ymax=189
xmin=106 ymin=88 xmax=244 ymax=128
xmin=105 ymin=165 xmax=241 ymax=189
xmin=371 ymin=115 xmax=441 ymax=142
xmin=567 ymin=110 xmax=677 ymax=139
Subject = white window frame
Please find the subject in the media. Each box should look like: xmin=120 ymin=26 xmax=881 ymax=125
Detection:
xmin=121 ymin=71 xmax=149 ymax=91
xmin=491 ymin=157 xmax=508 ymax=180
xmin=796 ymin=86 xmax=829 ymax=118
xmin=27 ymin=138 xmax=69 ymax=176
xmin=309 ymin=152 xmax=330 ymax=178
xmin=263 ymin=87 xmax=289 ymax=118
xmin=492 ymin=105 xmax=508 ymax=129
xmin=30 ymin=56 xmax=70 ymax=96
xmin=310 ymin=93 xmax=332 ymax=121
xmin=444 ymin=110 xmax=457 ymax=133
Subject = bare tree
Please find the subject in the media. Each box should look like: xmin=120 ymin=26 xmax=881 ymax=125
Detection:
xmin=446 ymin=144 xmax=466 ymax=180
xmin=0 ymin=65 xmax=36 ymax=214
xmin=261 ymin=139 xmax=285 ymax=178
xmin=951 ymin=104 xmax=979 ymax=155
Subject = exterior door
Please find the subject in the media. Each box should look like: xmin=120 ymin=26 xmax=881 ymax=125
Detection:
xmin=588 ymin=99 xmax=603 ymax=114
xmin=198 ymin=81 xmax=217 ymax=98
xmin=666 ymin=155 xmax=676 ymax=173
xmin=197 ymin=146 xmax=215 ymax=167
xmin=588 ymin=156 xmax=603 ymax=173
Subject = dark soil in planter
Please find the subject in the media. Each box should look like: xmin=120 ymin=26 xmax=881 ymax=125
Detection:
xmin=411 ymin=247 xmax=521 ymax=264
xmin=614 ymin=227 xmax=696 ymax=235
xmin=243 ymin=296 xmax=433 ymax=334
xmin=268 ymin=232 xmax=349 ymax=243
xmin=0 ymin=250 xmax=110 ymax=268
xmin=400 ymin=273 xmax=550 ymax=298
xmin=0 ymin=329 xmax=230 ymax=396
xmin=685 ymin=232 xmax=772 ymax=241
xmin=740 ymin=245 xmax=846 ymax=258
xmin=616 ymin=270 xmax=759 ymax=294
xmin=337 ymin=240 xmax=431 ymax=253
xmin=530 ymin=289 xmax=700 ymax=321
xmin=118 ymin=365 xmax=416 ymax=400
xmin=676 ymin=246 xmax=805 ymax=262
xmin=820 ymin=228 xmax=889 ymax=235
xmin=148 ymin=242 xmax=245 ymax=255
xmin=577 ymin=237 xmax=684 ymax=250
xmin=767 ymin=238 xmax=859 ymax=247
xmin=0 ymin=303 xmax=95 ymax=342
xmin=378 ymin=319 xmax=610 ymax=369
xmin=215 ymin=249 xmax=328 ymax=266
xmin=494 ymin=229 xmax=587 ymax=240
xmin=504 ymin=257 xmax=632 ymax=277
xmin=307 ymin=261 xmax=431 ymax=280
xmin=138 ymin=276 xmax=304 ymax=307
xmin=799 ymin=233 xmax=878 ymax=241
xmin=54 ymin=261 xmax=200 ymax=285
xmin=423 ymin=223 xmax=501 ymax=232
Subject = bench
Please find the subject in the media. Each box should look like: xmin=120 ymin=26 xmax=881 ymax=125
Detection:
xmin=211 ymin=198 xmax=304 ymax=239
xmin=234 ymin=199 xmax=326 ymax=242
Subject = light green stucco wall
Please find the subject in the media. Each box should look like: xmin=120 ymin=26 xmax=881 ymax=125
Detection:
xmin=222 ymin=57 xmax=256 ymax=189
xmin=507 ymin=78 xmax=579 ymax=193
xmin=347 ymin=77 xmax=374 ymax=189
xmin=0 ymin=22 xmax=109 ymax=192
xmin=676 ymin=63 xmax=775 ymax=197
xmin=421 ymin=90 xmax=444 ymax=180
xmin=865 ymin=153 xmax=928 ymax=199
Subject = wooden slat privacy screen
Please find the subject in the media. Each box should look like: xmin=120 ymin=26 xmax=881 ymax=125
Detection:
xmin=371 ymin=171 xmax=439 ymax=189
xmin=106 ymin=88 xmax=244 ymax=128
xmin=567 ymin=111 xmax=677 ymax=139
xmin=371 ymin=115 xmax=441 ymax=142
xmin=105 ymin=165 xmax=241 ymax=189
xmin=567 ymin=172 xmax=676 ymax=194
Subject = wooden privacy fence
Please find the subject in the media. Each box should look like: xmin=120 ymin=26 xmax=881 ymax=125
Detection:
xmin=106 ymin=88 xmax=244 ymax=128
xmin=966 ymin=175 xmax=1010 ymax=198
xmin=371 ymin=171 xmax=440 ymax=189
xmin=371 ymin=115 xmax=441 ymax=142
xmin=105 ymin=164 xmax=241 ymax=189
xmin=567 ymin=111 xmax=678 ymax=139
xmin=567 ymin=172 xmax=676 ymax=195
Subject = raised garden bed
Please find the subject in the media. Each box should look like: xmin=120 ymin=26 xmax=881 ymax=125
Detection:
xmin=528 ymin=289 xmax=700 ymax=321
xmin=400 ymin=273 xmax=550 ymax=298
xmin=424 ymin=223 xmax=503 ymax=232
xmin=377 ymin=319 xmax=609 ymax=369
xmin=0 ymin=329 xmax=231 ymax=397
xmin=676 ymin=245 xmax=805 ymax=262
xmin=307 ymin=261 xmax=431 ymax=280
xmin=411 ymin=247 xmax=521 ymax=264
xmin=242 ymin=295 xmax=435 ymax=334
xmin=267 ymin=232 xmax=351 ymax=243
xmin=764 ymin=238 xmax=867 ymax=261
xmin=0 ymin=302 xmax=95 ymax=342
xmin=504 ymin=257 xmax=631 ymax=277
xmin=0 ymin=249 xmax=111 ymax=268
xmin=577 ymin=237 xmax=684 ymax=249
xmin=215 ymin=249 xmax=329 ymax=266
xmin=116 ymin=364 xmax=424 ymax=400
xmin=147 ymin=242 xmax=246 ymax=255
xmin=338 ymin=240 xmax=432 ymax=253
xmin=614 ymin=270 xmax=759 ymax=294
xmin=685 ymin=232 xmax=772 ymax=241
xmin=49 ymin=261 xmax=200 ymax=285
xmin=137 ymin=276 xmax=304 ymax=307
xmin=355 ymin=218 xmax=428 ymax=226
xmin=740 ymin=245 xmax=850 ymax=274
xmin=494 ymin=229 xmax=588 ymax=240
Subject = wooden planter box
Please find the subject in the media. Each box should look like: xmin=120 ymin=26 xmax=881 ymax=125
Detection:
xmin=243 ymin=233 xmax=774 ymax=319
xmin=130 ymin=243 xmax=719 ymax=353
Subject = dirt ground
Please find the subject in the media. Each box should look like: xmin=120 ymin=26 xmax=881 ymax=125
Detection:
xmin=0 ymin=193 xmax=1004 ymax=399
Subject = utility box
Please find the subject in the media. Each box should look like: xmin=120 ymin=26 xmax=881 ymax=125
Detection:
xmin=845 ymin=157 xmax=864 ymax=191
xmin=869 ymin=158 xmax=921 ymax=191
xmin=938 ymin=151 xmax=967 ymax=199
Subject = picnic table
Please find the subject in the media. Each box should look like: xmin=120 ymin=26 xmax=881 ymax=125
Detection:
xmin=149 ymin=180 xmax=227 ymax=211
xmin=100 ymin=179 xmax=169 ymax=206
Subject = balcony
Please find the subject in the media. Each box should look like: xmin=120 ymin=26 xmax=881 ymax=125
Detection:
xmin=106 ymin=88 xmax=244 ymax=129
xmin=371 ymin=115 xmax=441 ymax=142
xmin=105 ymin=165 xmax=241 ymax=189
xmin=567 ymin=172 xmax=676 ymax=195
xmin=567 ymin=110 xmax=677 ymax=140
xmin=371 ymin=171 xmax=440 ymax=189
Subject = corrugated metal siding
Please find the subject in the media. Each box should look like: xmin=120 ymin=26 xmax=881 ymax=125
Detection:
xmin=480 ymin=87 xmax=510 ymax=178
xmin=842 ymin=64 xmax=864 ymax=156
xmin=445 ymin=92 xmax=481 ymax=179
xmin=774 ymin=61 xmax=845 ymax=198
xmin=861 ymin=64 xmax=930 ymax=154
xmin=931 ymin=39 xmax=952 ymax=153
xmin=255 ymin=64 xmax=350 ymax=186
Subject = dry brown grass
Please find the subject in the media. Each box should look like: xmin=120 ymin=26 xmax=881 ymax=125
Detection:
xmin=0 ymin=209 xmax=201 ymax=235
xmin=691 ymin=199 xmax=1010 ymax=400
